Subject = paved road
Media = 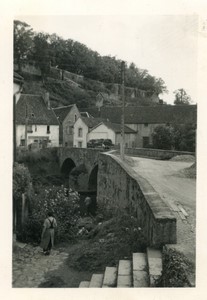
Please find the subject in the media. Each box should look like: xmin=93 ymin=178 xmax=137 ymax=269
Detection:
xmin=128 ymin=156 xmax=196 ymax=263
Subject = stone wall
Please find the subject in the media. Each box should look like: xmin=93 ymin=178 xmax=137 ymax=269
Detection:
xmin=97 ymin=153 xmax=176 ymax=247
xmin=125 ymin=147 xmax=195 ymax=160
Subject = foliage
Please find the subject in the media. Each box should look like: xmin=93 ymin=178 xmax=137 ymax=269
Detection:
xmin=14 ymin=20 xmax=34 ymax=70
xmin=14 ymin=19 xmax=168 ymax=97
xmin=19 ymin=186 xmax=81 ymax=244
xmin=152 ymin=124 xmax=196 ymax=152
xmin=173 ymin=88 xmax=192 ymax=105
xmin=159 ymin=248 xmax=194 ymax=287
xmin=152 ymin=125 xmax=175 ymax=150
xmin=68 ymin=212 xmax=147 ymax=272
xmin=13 ymin=162 xmax=32 ymax=201
xmin=17 ymin=148 xmax=58 ymax=164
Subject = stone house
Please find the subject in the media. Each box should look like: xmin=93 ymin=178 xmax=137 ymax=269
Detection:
xmin=99 ymin=105 xmax=197 ymax=148
xmin=16 ymin=93 xmax=59 ymax=148
xmin=73 ymin=116 xmax=136 ymax=148
xmin=53 ymin=104 xmax=80 ymax=147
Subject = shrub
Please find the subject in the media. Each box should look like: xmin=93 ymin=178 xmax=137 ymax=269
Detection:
xmin=20 ymin=185 xmax=81 ymax=244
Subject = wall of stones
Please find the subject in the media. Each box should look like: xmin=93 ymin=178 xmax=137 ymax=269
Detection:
xmin=97 ymin=153 xmax=177 ymax=247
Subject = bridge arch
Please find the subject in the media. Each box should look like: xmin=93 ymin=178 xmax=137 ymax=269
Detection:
xmin=88 ymin=164 xmax=98 ymax=191
xmin=61 ymin=158 xmax=76 ymax=177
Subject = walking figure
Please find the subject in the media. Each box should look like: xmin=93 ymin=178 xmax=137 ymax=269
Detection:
xmin=40 ymin=211 xmax=57 ymax=255
xmin=84 ymin=196 xmax=92 ymax=216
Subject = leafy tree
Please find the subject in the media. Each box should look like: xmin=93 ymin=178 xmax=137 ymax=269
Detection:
xmin=152 ymin=125 xmax=174 ymax=150
xmin=14 ymin=20 xmax=34 ymax=71
xmin=173 ymin=89 xmax=192 ymax=105
xmin=32 ymin=32 xmax=51 ymax=81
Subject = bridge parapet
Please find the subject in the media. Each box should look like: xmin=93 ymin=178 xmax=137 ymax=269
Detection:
xmin=97 ymin=153 xmax=177 ymax=247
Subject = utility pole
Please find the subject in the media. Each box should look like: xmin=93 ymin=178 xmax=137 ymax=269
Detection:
xmin=120 ymin=61 xmax=125 ymax=160
xmin=25 ymin=103 xmax=28 ymax=148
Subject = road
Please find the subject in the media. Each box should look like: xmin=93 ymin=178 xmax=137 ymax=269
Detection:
xmin=128 ymin=156 xmax=196 ymax=263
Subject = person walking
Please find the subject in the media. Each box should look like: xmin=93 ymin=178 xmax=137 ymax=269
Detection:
xmin=84 ymin=196 xmax=92 ymax=216
xmin=40 ymin=211 xmax=57 ymax=255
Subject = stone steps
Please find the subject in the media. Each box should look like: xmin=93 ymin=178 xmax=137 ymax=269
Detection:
xmin=79 ymin=248 xmax=163 ymax=288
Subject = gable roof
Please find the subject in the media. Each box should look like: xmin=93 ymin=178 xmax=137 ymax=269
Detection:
xmin=91 ymin=121 xmax=136 ymax=134
xmin=100 ymin=105 xmax=197 ymax=124
xmin=81 ymin=117 xmax=104 ymax=128
xmin=53 ymin=105 xmax=76 ymax=123
xmin=16 ymin=94 xmax=59 ymax=125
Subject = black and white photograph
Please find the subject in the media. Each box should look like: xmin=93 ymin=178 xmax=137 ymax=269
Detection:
xmin=1 ymin=0 xmax=207 ymax=297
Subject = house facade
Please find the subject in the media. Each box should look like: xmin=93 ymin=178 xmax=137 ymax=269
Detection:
xmin=16 ymin=94 xmax=59 ymax=148
xmin=73 ymin=117 xmax=136 ymax=148
xmin=99 ymin=105 xmax=197 ymax=148
xmin=53 ymin=104 xmax=80 ymax=147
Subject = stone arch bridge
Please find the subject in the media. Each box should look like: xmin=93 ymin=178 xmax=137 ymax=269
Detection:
xmin=57 ymin=147 xmax=176 ymax=247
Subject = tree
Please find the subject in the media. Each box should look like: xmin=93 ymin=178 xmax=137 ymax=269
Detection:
xmin=32 ymin=33 xmax=51 ymax=81
xmin=152 ymin=125 xmax=175 ymax=150
xmin=173 ymin=89 xmax=192 ymax=105
xmin=14 ymin=20 xmax=34 ymax=71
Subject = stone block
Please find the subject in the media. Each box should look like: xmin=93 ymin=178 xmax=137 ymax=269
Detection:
xmin=79 ymin=281 xmax=90 ymax=288
xmin=89 ymin=274 xmax=104 ymax=288
xmin=102 ymin=267 xmax=117 ymax=287
xmin=117 ymin=275 xmax=132 ymax=287
xmin=118 ymin=260 xmax=131 ymax=276
xmin=133 ymin=253 xmax=147 ymax=271
xmin=133 ymin=270 xmax=149 ymax=287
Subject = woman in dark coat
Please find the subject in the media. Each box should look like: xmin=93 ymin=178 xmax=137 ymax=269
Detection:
xmin=40 ymin=211 xmax=57 ymax=255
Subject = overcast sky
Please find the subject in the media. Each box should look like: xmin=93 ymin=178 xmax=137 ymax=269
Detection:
xmin=16 ymin=15 xmax=198 ymax=104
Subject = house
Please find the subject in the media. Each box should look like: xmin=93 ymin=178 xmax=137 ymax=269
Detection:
xmin=16 ymin=93 xmax=59 ymax=148
xmin=13 ymin=72 xmax=24 ymax=103
xmin=73 ymin=116 xmax=136 ymax=148
xmin=53 ymin=104 xmax=80 ymax=147
xmin=99 ymin=105 xmax=197 ymax=148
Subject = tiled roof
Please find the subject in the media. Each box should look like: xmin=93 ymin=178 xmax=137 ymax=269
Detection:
xmin=53 ymin=105 xmax=75 ymax=123
xmin=100 ymin=105 xmax=197 ymax=124
xmin=103 ymin=121 xmax=136 ymax=133
xmin=81 ymin=117 xmax=104 ymax=128
xmin=16 ymin=94 xmax=59 ymax=125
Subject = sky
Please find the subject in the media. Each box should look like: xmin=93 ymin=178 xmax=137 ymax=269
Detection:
xmin=16 ymin=15 xmax=198 ymax=104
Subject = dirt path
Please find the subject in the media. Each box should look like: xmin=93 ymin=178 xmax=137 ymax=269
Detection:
xmin=13 ymin=240 xmax=92 ymax=288
xmin=128 ymin=156 xmax=196 ymax=264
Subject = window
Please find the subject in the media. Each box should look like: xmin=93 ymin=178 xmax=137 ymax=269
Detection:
xmin=35 ymin=125 xmax=37 ymax=132
xmin=31 ymin=113 xmax=35 ymax=118
xmin=78 ymin=141 xmax=82 ymax=148
xmin=144 ymin=123 xmax=148 ymax=127
xmin=47 ymin=125 xmax=50 ymax=134
xmin=27 ymin=125 xmax=33 ymax=133
xmin=67 ymin=126 xmax=73 ymax=134
xmin=74 ymin=114 xmax=77 ymax=122
xmin=78 ymin=127 xmax=83 ymax=137
xmin=20 ymin=139 xmax=25 ymax=146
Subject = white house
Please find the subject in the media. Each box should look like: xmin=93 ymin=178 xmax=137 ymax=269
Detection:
xmin=53 ymin=104 xmax=80 ymax=147
xmin=16 ymin=94 xmax=59 ymax=148
xmin=73 ymin=117 xmax=136 ymax=148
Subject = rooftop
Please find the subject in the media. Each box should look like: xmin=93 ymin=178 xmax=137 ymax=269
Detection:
xmin=16 ymin=94 xmax=59 ymax=125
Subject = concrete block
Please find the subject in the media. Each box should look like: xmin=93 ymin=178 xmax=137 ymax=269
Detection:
xmin=79 ymin=281 xmax=90 ymax=288
xmin=102 ymin=267 xmax=117 ymax=287
xmin=89 ymin=274 xmax=104 ymax=288
xmin=133 ymin=270 xmax=149 ymax=287
xmin=118 ymin=260 xmax=131 ymax=276
xmin=117 ymin=275 xmax=132 ymax=287
xmin=133 ymin=253 xmax=147 ymax=271
xmin=147 ymin=248 xmax=162 ymax=287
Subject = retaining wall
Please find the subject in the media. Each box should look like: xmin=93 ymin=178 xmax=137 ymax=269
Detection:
xmin=97 ymin=153 xmax=177 ymax=247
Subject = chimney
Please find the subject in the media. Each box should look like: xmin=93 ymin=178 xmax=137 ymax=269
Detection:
xmin=43 ymin=92 xmax=50 ymax=109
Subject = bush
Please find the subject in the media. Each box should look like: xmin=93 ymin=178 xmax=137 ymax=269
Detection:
xmin=20 ymin=186 xmax=81 ymax=244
